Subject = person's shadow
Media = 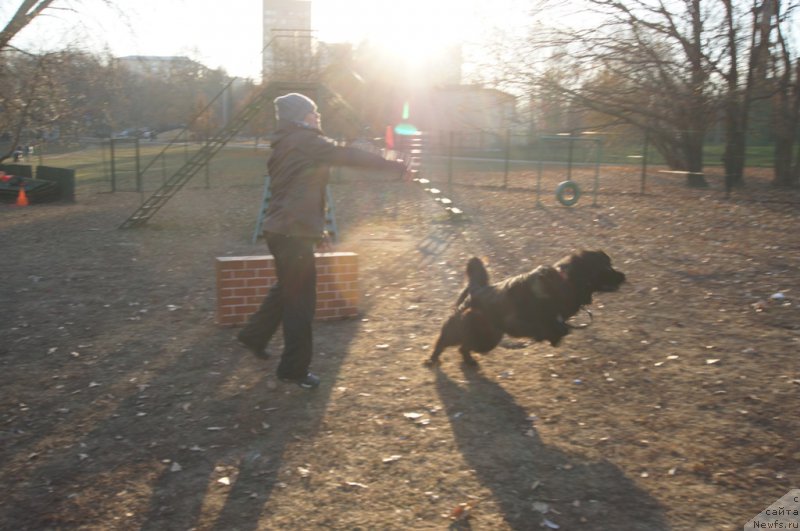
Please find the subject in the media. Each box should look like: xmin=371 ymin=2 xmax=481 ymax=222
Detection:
xmin=434 ymin=368 xmax=668 ymax=530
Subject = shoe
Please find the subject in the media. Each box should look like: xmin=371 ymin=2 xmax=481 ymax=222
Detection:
xmin=278 ymin=372 xmax=321 ymax=390
xmin=236 ymin=331 xmax=269 ymax=360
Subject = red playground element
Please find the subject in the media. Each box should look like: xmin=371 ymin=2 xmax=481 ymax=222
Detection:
xmin=385 ymin=125 xmax=395 ymax=150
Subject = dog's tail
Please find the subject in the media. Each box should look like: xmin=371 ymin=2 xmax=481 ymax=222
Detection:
xmin=455 ymin=257 xmax=490 ymax=307
xmin=466 ymin=257 xmax=490 ymax=289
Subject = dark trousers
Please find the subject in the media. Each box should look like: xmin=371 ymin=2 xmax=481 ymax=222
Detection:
xmin=239 ymin=233 xmax=317 ymax=379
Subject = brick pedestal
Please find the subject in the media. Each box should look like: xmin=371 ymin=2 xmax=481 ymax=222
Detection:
xmin=215 ymin=252 xmax=359 ymax=326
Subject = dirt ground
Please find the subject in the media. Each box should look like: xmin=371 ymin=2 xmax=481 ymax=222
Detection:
xmin=1 ymin=160 xmax=798 ymax=530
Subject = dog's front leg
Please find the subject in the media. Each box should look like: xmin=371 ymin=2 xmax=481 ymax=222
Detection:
xmin=547 ymin=315 xmax=570 ymax=346
xmin=459 ymin=346 xmax=479 ymax=367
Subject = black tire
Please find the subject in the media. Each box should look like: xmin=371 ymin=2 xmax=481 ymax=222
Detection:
xmin=555 ymin=180 xmax=581 ymax=206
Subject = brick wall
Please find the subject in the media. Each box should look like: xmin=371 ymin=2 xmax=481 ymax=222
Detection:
xmin=215 ymin=252 xmax=359 ymax=326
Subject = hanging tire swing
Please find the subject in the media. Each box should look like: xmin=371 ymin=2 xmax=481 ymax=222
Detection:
xmin=555 ymin=180 xmax=581 ymax=206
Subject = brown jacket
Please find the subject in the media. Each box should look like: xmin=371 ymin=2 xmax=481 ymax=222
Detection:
xmin=263 ymin=123 xmax=405 ymax=239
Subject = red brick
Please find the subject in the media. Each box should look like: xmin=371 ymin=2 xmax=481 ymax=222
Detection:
xmin=216 ymin=253 xmax=359 ymax=324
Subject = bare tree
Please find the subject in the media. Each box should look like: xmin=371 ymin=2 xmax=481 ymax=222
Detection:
xmin=718 ymin=0 xmax=778 ymax=190
xmin=1 ymin=1 xmax=110 ymax=162
xmin=509 ymin=0 xmax=734 ymax=186
xmin=770 ymin=1 xmax=800 ymax=186
xmin=490 ymin=0 xmax=796 ymax=188
xmin=0 ymin=1 xmax=55 ymax=53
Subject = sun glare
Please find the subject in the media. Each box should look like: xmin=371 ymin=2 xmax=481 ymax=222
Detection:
xmin=315 ymin=0 xmax=478 ymax=67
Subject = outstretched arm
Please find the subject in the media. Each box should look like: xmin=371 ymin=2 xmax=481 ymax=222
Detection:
xmin=301 ymin=135 xmax=408 ymax=177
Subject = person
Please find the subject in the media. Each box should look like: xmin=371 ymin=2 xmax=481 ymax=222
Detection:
xmin=237 ymin=92 xmax=408 ymax=390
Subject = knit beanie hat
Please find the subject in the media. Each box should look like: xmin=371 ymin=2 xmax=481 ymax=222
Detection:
xmin=274 ymin=93 xmax=317 ymax=124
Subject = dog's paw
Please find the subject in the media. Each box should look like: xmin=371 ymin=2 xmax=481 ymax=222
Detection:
xmin=460 ymin=356 xmax=480 ymax=368
xmin=423 ymin=358 xmax=440 ymax=368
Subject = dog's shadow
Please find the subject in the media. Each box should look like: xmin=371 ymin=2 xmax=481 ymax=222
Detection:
xmin=434 ymin=369 xmax=667 ymax=530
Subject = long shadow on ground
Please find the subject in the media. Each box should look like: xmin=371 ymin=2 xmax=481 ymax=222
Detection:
xmin=435 ymin=369 xmax=668 ymax=530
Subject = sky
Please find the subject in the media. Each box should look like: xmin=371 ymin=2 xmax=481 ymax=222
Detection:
xmin=0 ymin=0 xmax=532 ymax=80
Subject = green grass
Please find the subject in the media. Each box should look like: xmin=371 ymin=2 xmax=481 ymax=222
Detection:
xmin=30 ymin=143 xmax=269 ymax=191
xmin=430 ymin=141 xmax=779 ymax=168
xmin=23 ymin=139 xmax=780 ymax=189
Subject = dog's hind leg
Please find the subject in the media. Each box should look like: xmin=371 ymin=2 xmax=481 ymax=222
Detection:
xmin=425 ymin=316 xmax=462 ymax=367
xmin=426 ymin=337 xmax=448 ymax=367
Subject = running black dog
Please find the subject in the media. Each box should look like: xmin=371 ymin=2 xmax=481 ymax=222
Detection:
xmin=426 ymin=250 xmax=626 ymax=366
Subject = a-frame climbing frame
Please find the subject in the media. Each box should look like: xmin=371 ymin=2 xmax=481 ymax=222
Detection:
xmin=118 ymin=78 xmax=356 ymax=230
xmin=118 ymin=87 xmax=273 ymax=229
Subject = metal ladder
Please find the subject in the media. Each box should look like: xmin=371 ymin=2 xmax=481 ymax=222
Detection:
xmin=118 ymin=89 xmax=273 ymax=229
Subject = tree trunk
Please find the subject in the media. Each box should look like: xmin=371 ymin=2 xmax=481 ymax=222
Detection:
xmin=722 ymin=102 xmax=746 ymax=189
xmin=772 ymin=58 xmax=800 ymax=187
xmin=683 ymin=129 xmax=708 ymax=188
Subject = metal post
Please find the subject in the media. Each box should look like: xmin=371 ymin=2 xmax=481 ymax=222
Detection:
xmin=503 ymin=129 xmax=511 ymax=188
xmin=593 ymin=139 xmax=602 ymax=207
xmin=448 ymin=130 xmax=454 ymax=185
xmin=135 ymin=137 xmax=142 ymax=193
xmin=110 ymin=137 xmax=117 ymax=192
xmin=567 ymin=135 xmax=575 ymax=181
xmin=536 ymin=139 xmax=543 ymax=207
xmin=641 ymin=130 xmax=649 ymax=194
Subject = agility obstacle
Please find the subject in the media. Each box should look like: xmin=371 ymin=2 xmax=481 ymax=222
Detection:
xmin=393 ymin=130 xmax=464 ymax=219
xmin=535 ymin=134 xmax=602 ymax=207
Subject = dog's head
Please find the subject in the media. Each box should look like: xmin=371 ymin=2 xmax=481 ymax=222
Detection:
xmin=556 ymin=250 xmax=626 ymax=305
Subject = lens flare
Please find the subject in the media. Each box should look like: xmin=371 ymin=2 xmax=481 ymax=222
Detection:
xmin=394 ymin=123 xmax=419 ymax=135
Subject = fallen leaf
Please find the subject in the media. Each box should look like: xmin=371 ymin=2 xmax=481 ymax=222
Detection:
xmin=343 ymin=481 xmax=369 ymax=489
xmin=533 ymin=501 xmax=549 ymax=513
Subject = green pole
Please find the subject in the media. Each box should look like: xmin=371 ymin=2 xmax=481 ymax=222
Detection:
xmin=135 ymin=137 xmax=142 ymax=193
xmin=110 ymin=137 xmax=117 ymax=193
xmin=641 ymin=130 xmax=649 ymax=194
xmin=593 ymin=140 xmax=602 ymax=207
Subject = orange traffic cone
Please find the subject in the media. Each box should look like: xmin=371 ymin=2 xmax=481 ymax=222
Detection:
xmin=16 ymin=185 xmax=29 ymax=206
